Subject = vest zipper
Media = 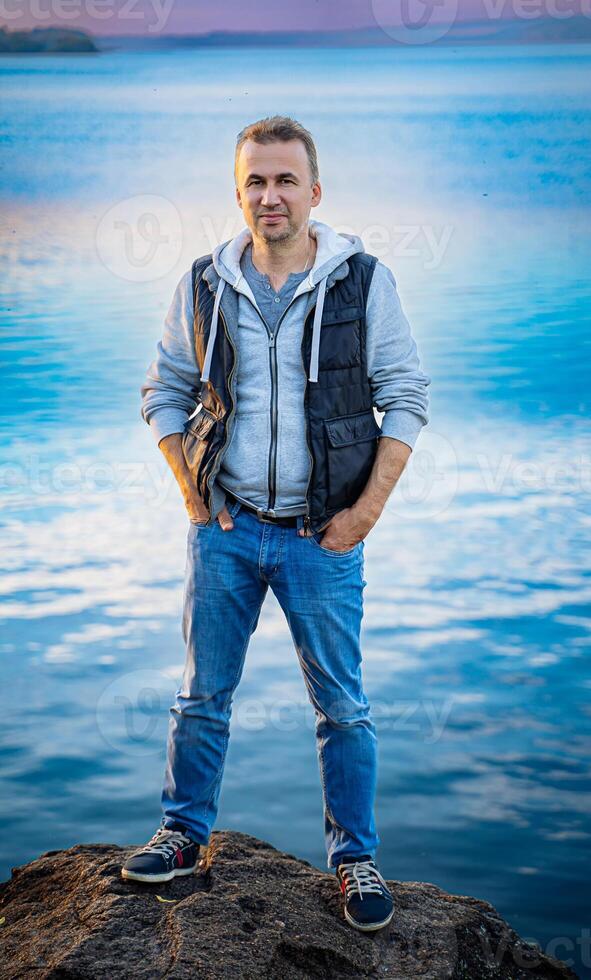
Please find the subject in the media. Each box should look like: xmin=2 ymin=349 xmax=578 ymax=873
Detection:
xmin=301 ymin=308 xmax=314 ymax=536
xmin=204 ymin=307 xmax=237 ymax=517
xmin=268 ymin=331 xmax=278 ymax=512
xmin=301 ymin=279 xmax=339 ymax=534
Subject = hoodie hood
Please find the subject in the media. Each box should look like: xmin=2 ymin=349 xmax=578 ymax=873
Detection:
xmin=200 ymin=219 xmax=365 ymax=384
xmin=212 ymin=218 xmax=365 ymax=290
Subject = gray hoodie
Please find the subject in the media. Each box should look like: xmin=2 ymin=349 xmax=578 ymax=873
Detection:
xmin=140 ymin=218 xmax=431 ymax=522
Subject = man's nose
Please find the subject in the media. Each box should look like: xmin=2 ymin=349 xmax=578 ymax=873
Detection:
xmin=261 ymin=184 xmax=281 ymax=207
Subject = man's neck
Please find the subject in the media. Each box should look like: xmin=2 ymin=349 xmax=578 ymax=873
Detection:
xmin=249 ymin=228 xmax=317 ymax=286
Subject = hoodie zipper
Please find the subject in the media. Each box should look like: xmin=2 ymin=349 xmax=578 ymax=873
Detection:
xmin=267 ymin=295 xmax=304 ymax=512
xmin=257 ymin=277 xmax=336 ymax=521
xmin=267 ymin=329 xmax=278 ymax=512
xmin=203 ymin=281 xmax=304 ymax=518
xmin=241 ymin=288 xmax=314 ymax=514
xmin=206 ymin=268 xmax=337 ymax=523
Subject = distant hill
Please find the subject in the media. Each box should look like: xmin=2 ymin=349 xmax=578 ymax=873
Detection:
xmin=1 ymin=16 xmax=589 ymax=53
xmin=97 ymin=16 xmax=591 ymax=49
xmin=0 ymin=26 xmax=97 ymax=53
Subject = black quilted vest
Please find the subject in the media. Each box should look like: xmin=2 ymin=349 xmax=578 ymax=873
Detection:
xmin=182 ymin=251 xmax=382 ymax=533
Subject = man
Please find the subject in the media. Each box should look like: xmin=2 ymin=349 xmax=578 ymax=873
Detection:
xmin=123 ymin=116 xmax=430 ymax=933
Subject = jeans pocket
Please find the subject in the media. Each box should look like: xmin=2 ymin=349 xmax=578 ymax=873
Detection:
xmin=308 ymin=532 xmax=359 ymax=557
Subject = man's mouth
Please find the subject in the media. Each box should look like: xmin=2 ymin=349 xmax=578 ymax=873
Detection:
xmin=260 ymin=214 xmax=286 ymax=223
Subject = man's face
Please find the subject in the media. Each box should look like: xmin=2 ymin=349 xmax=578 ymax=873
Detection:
xmin=235 ymin=139 xmax=321 ymax=244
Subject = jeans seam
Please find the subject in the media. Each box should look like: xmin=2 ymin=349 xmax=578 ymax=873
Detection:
xmin=199 ymin=601 xmax=263 ymax=822
xmin=317 ymin=722 xmax=350 ymax=842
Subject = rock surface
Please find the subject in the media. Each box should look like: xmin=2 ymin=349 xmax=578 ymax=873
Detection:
xmin=0 ymin=830 xmax=578 ymax=979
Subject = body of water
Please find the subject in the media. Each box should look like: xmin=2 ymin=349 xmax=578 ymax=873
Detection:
xmin=1 ymin=43 xmax=590 ymax=978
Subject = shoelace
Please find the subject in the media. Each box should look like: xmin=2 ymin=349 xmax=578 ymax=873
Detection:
xmin=140 ymin=828 xmax=192 ymax=858
xmin=338 ymin=860 xmax=389 ymax=902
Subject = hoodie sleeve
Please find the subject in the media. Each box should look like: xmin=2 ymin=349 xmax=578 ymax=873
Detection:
xmin=365 ymin=261 xmax=431 ymax=451
xmin=140 ymin=269 xmax=201 ymax=447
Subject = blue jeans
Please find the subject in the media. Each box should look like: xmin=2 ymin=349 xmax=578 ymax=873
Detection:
xmin=160 ymin=495 xmax=380 ymax=869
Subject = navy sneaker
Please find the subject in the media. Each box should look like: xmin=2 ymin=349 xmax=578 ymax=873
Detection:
xmin=336 ymin=854 xmax=394 ymax=931
xmin=121 ymin=826 xmax=200 ymax=883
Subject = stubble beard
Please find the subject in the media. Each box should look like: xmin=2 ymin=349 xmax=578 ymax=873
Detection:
xmin=257 ymin=215 xmax=295 ymax=246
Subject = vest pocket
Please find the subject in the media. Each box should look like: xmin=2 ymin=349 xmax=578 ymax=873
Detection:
xmin=323 ymin=410 xmax=382 ymax=512
xmin=182 ymin=410 xmax=220 ymax=502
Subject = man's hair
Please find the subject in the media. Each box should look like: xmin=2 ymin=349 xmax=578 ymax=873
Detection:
xmin=234 ymin=115 xmax=319 ymax=187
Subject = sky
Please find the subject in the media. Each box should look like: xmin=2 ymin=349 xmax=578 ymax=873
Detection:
xmin=4 ymin=0 xmax=584 ymax=37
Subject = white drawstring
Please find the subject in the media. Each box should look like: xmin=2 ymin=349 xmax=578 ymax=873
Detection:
xmin=202 ymin=272 xmax=328 ymax=384
xmin=200 ymin=278 xmax=226 ymax=382
xmin=308 ymin=276 xmax=328 ymax=383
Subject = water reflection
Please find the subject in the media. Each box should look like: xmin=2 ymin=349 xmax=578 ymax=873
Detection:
xmin=1 ymin=43 xmax=590 ymax=977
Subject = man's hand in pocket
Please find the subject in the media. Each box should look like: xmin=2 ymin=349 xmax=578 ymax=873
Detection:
xmin=185 ymin=493 xmax=234 ymax=531
xmin=156 ymin=433 xmax=235 ymax=532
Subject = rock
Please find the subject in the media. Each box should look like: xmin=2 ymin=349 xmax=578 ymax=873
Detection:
xmin=0 ymin=830 xmax=578 ymax=979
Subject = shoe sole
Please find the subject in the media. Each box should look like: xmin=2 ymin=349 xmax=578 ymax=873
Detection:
xmin=121 ymin=861 xmax=199 ymax=883
xmin=344 ymin=906 xmax=395 ymax=931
